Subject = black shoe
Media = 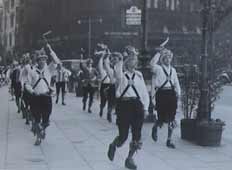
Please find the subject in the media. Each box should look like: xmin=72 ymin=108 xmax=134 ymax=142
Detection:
xmin=151 ymin=125 xmax=158 ymax=142
xmin=107 ymin=144 xmax=116 ymax=161
xmin=34 ymin=137 xmax=41 ymax=146
xmin=40 ymin=130 xmax=46 ymax=140
xmin=62 ymin=102 xmax=66 ymax=106
xmin=88 ymin=108 xmax=92 ymax=113
xmin=55 ymin=99 xmax=58 ymax=104
xmin=166 ymin=140 xmax=176 ymax=149
xmin=31 ymin=125 xmax=36 ymax=136
xmin=99 ymin=110 xmax=103 ymax=117
xmin=107 ymin=114 xmax=112 ymax=123
xmin=125 ymin=158 xmax=137 ymax=170
xmin=25 ymin=121 xmax=29 ymax=125
xmin=83 ymin=103 xmax=86 ymax=111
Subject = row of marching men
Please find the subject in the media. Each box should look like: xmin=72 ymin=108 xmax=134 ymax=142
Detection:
xmin=8 ymin=41 xmax=181 ymax=170
xmin=8 ymin=43 xmax=71 ymax=146
xmin=79 ymin=42 xmax=181 ymax=170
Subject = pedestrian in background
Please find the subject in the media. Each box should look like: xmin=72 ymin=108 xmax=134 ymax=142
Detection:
xmin=55 ymin=63 xmax=71 ymax=105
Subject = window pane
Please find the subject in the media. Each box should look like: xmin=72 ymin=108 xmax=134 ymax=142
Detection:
xmin=154 ymin=0 xmax=158 ymax=8
xmin=147 ymin=0 xmax=151 ymax=8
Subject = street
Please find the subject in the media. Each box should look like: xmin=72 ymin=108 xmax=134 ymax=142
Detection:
xmin=0 ymin=86 xmax=232 ymax=170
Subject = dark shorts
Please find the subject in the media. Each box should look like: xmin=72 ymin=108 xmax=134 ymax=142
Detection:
xmin=30 ymin=95 xmax=52 ymax=124
xmin=155 ymin=89 xmax=177 ymax=123
xmin=22 ymin=89 xmax=32 ymax=107
xmin=12 ymin=82 xmax=22 ymax=98
xmin=56 ymin=82 xmax=66 ymax=94
xmin=116 ymin=98 xmax=144 ymax=143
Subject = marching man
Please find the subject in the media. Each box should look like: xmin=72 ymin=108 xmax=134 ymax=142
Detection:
xmin=80 ymin=57 xmax=98 ymax=113
xmin=11 ymin=60 xmax=22 ymax=113
xmin=20 ymin=53 xmax=33 ymax=125
xmin=25 ymin=43 xmax=60 ymax=145
xmin=107 ymin=47 xmax=149 ymax=170
xmin=150 ymin=47 xmax=181 ymax=149
xmin=97 ymin=44 xmax=115 ymax=123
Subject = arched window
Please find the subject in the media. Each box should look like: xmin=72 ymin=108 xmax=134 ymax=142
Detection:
xmin=171 ymin=0 xmax=175 ymax=10
xmin=176 ymin=0 xmax=180 ymax=10
xmin=154 ymin=0 xmax=158 ymax=9
xmin=11 ymin=0 xmax=15 ymax=9
xmin=147 ymin=0 xmax=151 ymax=8
xmin=166 ymin=0 xmax=170 ymax=9
xmin=190 ymin=2 xmax=195 ymax=12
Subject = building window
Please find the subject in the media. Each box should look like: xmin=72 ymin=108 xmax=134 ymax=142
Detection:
xmin=182 ymin=25 xmax=188 ymax=34
xmin=171 ymin=0 xmax=175 ymax=10
xmin=147 ymin=0 xmax=151 ymax=8
xmin=4 ymin=36 xmax=7 ymax=47
xmin=196 ymin=27 xmax=201 ymax=34
xmin=176 ymin=0 xmax=180 ymax=10
xmin=190 ymin=2 xmax=195 ymax=12
xmin=4 ymin=16 xmax=7 ymax=30
xmin=9 ymin=33 xmax=12 ymax=47
xmin=154 ymin=0 xmax=158 ymax=9
xmin=163 ymin=26 xmax=169 ymax=33
xmin=6 ymin=0 xmax=10 ymax=12
xmin=11 ymin=0 xmax=15 ymax=9
xmin=10 ymin=14 xmax=14 ymax=28
xmin=166 ymin=0 xmax=170 ymax=9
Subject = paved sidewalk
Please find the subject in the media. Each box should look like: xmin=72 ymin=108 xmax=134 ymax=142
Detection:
xmin=0 ymin=86 xmax=232 ymax=170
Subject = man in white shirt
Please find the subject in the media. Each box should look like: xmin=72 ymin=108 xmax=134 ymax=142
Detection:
xmin=107 ymin=49 xmax=149 ymax=170
xmin=11 ymin=61 xmax=22 ymax=113
xmin=20 ymin=53 xmax=33 ymax=125
xmin=150 ymin=48 xmax=181 ymax=149
xmin=55 ymin=63 xmax=71 ymax=105
xmin=25 ymin=43 xmax=60 ymax=145
xmin=80 ymin=58 xmax=98 ymax=113
xmin=97 ymin=48 xmax=115 ymax=123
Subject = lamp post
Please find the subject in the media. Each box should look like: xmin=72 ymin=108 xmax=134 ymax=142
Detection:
xmin=194 ymin=0 xmax=226 ymax=146
xmin=198 ymin=0 xmax=232 ymax=120
xmin=142 ymin=0 xmax=148 ymax=53
xmin=141 ymin=0 xmax=155 ymax=123
xmin=77 ymin=17 xmax=103 ymax=58
xmin=198 ymin=0 xmax=211 ymax=121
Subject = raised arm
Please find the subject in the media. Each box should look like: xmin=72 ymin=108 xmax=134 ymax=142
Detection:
xmin=46 ymin=44 xmax=60 ymax=64
xmin=45 ymin=44 xmax=60 ymax=74
xmin=112 ymin=52 xmax=124 ymax=83
xmin=104 ymin=55 xmax=115 ymax=83
xmin=150 ymin=52 xmax=160 ymax=74
xmin=98 ymin=54 xmax=105 ymax=79
xmin=140 ymin=73 xmax=150 ymax=112
xmin=80 ymin=59 xmax=88 ymax=73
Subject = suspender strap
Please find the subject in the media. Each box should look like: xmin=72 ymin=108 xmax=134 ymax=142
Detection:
xmin=32 ymin=71 xmax=50 ymax=90
xmin=120 ymin=73 xmax=140 ymax=99
xmin=101 ymin=75 xmax=108 ymax=83
xmin=158 ymin=66 xmax=174 ymax=91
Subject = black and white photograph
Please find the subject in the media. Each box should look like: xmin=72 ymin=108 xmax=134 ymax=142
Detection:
xmin=0 ymin=0 xmax=232 ymax=170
